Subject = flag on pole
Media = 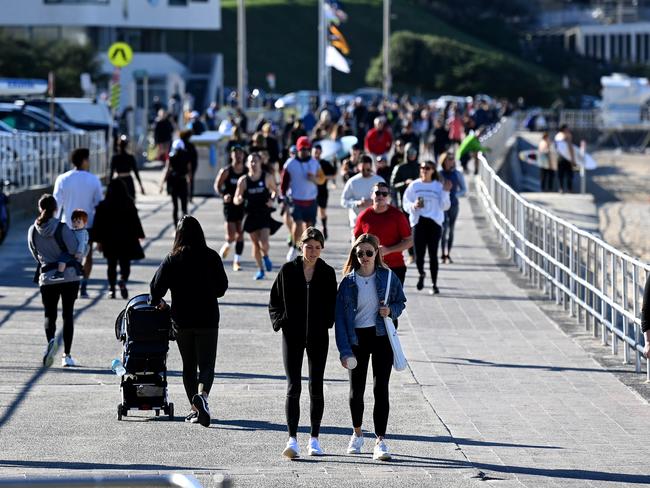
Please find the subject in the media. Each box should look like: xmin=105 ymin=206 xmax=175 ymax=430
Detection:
xmin=324 ymin=0 xmax=351 ymax=74
xmin=326 ymin=46 xmax=350 ymax=73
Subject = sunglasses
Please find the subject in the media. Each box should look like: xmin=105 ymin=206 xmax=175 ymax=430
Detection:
xmin=374 ymin=190 xmax=389 ymax=197
xmin=356 ymin=249 xmax=375 ymax=258
xmin=420 ymin=166 xmax=433 ymax=171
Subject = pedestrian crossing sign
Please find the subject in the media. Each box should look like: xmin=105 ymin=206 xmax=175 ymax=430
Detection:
xmin=108 ymin=42 xmax=133 ymax=68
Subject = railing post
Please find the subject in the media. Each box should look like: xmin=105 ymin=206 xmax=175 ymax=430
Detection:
xmin=601 ymin=247 xmax=608 ymax=346
xmin=611 ymin=253 xmax=617 ymax=355
xmin=633 ymin=266 xmax=641 ymax=373
xmin=569 ymin=229 xmax=575 ymax=317
xmin=622 ymin=259 xmax=629 ymax=364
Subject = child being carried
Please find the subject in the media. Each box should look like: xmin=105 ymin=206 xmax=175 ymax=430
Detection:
xmin=52 ymin=208 xmax=89 ymax=280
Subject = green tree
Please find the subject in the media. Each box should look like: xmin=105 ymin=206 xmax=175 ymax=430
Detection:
xmin=367 ymin=31 xmax=560 ymax=104
xmin=0 ymin=37 xmax=100 ymax=96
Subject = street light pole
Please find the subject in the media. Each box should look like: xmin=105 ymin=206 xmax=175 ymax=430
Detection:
xmin=382 ymin=0 xmax=391 ymax=98
xmin=318 ymin=0 xmax=327 ymax=102
xmin=237 ymin=0 xmax=248 ymax=109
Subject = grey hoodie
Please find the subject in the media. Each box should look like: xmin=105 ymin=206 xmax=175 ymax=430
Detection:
xmin=28 ymin=218 xmax=82 ymax=286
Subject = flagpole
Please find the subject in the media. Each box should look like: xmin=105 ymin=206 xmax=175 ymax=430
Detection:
xmin=382 ymin=0 xmax=391 ymax=98
xmin=237 ymin=0 xmax=248 ymax=109
xmin=318 ymin=0 xmax=327 ymax=103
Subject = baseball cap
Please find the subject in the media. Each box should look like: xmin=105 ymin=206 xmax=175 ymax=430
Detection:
xmin=230 ymin=144 xmax=244 ymax=152
xmin=296 ymin=136 xmax=311 ymax=151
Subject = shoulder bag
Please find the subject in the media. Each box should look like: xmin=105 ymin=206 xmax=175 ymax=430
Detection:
xmin=383 ymin=269 xmax=408 ymax=371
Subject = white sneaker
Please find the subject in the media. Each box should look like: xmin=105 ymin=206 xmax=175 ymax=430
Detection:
xmin=219 ymin=243 xmax=231 ymax=259
xmin=373 ymin=439 xmax=391 ymax=461
xmin=307 ymin=437 xmax=324 ymax=456
xmin=347 ymin=433 xmax=364 ymax=454
xmin=61 ymin=355 xmax=76 ymax=367
xmin=286 ymin=246 xmax=297 ymax=262
xmin=282 ymin=437 xmax=300 ymax=459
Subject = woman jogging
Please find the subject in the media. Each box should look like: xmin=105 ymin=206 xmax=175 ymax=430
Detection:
xmin=150 ymin=216 xmax=228 ymax=427
xmin=269 ymin=227 xmax=337 ymax=459
xmin=214 ymin=145 xmax=246 ymax=271
xmin=28 ymin=194 xmax=82 ymax=368
xmin=92 ymin=179 xmax=145 ymax=299
xmin=335 ymin=233 xmax=406 ymax=461
xmin=160 ymin=139 xmax=192 ymax=226
xmin=110 ymin=135 xmax=145 ymax=200
xmin=403 ymin=160 xmax=452 ymax=294
xmin=439 ymin=152 xmax=467 ymax=263
xmin=233 ymin=152 xmax=279 ymax=280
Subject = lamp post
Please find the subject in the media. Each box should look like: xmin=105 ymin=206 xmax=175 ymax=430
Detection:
xmin=382 ymin=0 xmax=391 ymax=98
xmin=237 ymin=0 xmax=248 ymax=109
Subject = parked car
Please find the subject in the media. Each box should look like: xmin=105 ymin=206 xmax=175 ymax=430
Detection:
xmin=0 ymin=103 xmax=84 ymax=134
xmin=25 ymin=97 xmax=114 ymax=137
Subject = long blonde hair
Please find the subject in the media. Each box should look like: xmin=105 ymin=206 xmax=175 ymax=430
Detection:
xmin=342 ymin=233 xmax=387 ymax=275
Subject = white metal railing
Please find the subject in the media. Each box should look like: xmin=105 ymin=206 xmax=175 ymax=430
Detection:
xmin=476 ymin=152 xmax=650 ymax=379
xmin=0 ymin=131 xmax=108 ymax=191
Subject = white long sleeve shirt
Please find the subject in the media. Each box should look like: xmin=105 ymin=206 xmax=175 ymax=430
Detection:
xmin=340 ymin=173 xmax=385 ymax=228
xmin=402 ymin=179 xmax=451 ymax=227
xmin=53 ymin=169 xmax=103 ymax=228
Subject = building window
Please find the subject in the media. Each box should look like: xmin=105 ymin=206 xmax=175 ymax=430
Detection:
xmin=168 ymin=0 xmax=188 ymax=5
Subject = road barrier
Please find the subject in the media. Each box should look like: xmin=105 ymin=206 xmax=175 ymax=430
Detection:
xmin=476 ymin=152 xmax=650 ymax=379
xmin=0 ymin=131 xmax=108 ymax=192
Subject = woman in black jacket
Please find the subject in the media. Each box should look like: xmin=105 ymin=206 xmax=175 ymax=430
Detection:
xmin=150 ymin=216 xmax=228 ymax=427
xmin=269 ymin=227 xmax=337 ymax=459
xmin=93 ymin=179 xmax=145 ymax=299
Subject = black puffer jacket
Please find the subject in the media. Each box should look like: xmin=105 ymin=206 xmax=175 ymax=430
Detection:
xmin=269 ymin=256 xmax=337 ymax=346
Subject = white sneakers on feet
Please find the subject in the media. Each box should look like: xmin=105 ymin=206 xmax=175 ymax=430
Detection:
xmin=373 ymin=439 xmax=391 ymax=461
xmin=61 ymin=355 xmax=76 ymax=367
xmin=282 ymin=437 xmax=300 ymax=459
xmin=286 ymin=246 xmax=298 ymax=262
xmin=307 ymin=437 xmax=324 ymax=456
xmin=347 ymin=433 xmax=364 ymax=454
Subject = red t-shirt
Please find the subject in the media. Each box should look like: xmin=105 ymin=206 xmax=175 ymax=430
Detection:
xmin=354 ymin=205 xmax=411 ymax=269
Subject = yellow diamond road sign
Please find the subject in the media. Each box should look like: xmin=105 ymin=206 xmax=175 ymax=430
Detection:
xmin=108 ymin=42 xmax=133 ymax=68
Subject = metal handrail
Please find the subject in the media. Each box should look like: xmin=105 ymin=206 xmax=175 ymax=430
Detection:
xmin=475 ymin=151 xmax=650 ymax=379
xmin=0 ymin=131 xmax=108 ymax=192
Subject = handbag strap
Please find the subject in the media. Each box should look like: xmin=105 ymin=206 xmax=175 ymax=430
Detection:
xmin=384 ymin=269 xmax=392 ymax=305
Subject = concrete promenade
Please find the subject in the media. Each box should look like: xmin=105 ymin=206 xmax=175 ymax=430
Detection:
xmin=0 ymin=171 xmax=648 ymax=487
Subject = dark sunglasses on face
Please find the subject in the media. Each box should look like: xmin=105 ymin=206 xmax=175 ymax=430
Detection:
xmin=420 ymin=166 xmax=433 ymax=171
xmin=374 ymin=190 xmax=389 ymax=197
xmin=356 ymin=249 xmax=375 ymax=258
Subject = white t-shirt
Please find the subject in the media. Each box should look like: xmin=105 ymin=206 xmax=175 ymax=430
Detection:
xmin=340 ymin=173 xmax=385 ymax=228
xmin=402 ymin=179 xmax=451 ymax=227
xmin=354 ymin=272 xmax=379 ymax=329
xmin=53 ymin=169 xmax=103 ymax=228
xmin=283 ymin=157 xmax=320 ymax=201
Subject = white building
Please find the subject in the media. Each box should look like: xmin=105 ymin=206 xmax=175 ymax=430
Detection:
xmin=564 ymin=22 xmax=650 ymax=64
xmin=0 ymin=0 xmax=223 ymax=113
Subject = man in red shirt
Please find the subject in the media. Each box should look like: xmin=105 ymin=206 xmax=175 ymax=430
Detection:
xmin=364 ymin=117 xmax=393 ymax=157
xmin=354 ymin=181 xmax=412 ymax=284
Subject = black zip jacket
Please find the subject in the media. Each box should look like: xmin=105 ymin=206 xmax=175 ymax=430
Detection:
xmin=269 ymin=256 xmax=337 ymax=345
xmin=150 ymin=247 xmax=228 ymax=330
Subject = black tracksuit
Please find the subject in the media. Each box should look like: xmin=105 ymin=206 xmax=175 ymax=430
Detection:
xmin=150 ymin=246 xmax=228 ymax=403
xmin=269 ymin=256 xmax=337 ymax=437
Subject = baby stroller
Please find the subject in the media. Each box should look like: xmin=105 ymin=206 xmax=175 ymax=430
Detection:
xmin=114 ymin=293 xmax=174 ymax=420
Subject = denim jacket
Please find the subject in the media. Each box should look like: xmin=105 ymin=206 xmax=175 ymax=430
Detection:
xmin=335 ymin=266 xmax=407 ymax=360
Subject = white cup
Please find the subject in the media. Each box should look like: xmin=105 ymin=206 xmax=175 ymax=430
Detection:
xmin=346 ymin=356 xmax=357 ymax=370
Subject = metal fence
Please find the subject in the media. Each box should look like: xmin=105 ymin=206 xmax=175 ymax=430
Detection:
xmin=0 ymin=131 xmax=109 ymax=191
xmin=475 ymin=153 xmax=650 ymax=379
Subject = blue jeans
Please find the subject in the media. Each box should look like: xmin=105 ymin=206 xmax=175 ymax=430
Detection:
xmin=441 ymin=203 xmax=459 ymax=256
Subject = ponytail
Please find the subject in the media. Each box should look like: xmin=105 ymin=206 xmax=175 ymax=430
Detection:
xmin=36 ymin=194 xmax=57 ymax=226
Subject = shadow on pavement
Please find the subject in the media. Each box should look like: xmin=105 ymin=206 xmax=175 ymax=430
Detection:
xmin=431 ymin=357 xmax=632 ymax=374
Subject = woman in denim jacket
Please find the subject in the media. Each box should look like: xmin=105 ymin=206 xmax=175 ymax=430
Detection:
xmin=335 ymin=233 xmax=406 ymax=461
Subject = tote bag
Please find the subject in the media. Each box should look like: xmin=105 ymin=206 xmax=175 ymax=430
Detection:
xmin=384 ymin=269 xmax=408 ymax=371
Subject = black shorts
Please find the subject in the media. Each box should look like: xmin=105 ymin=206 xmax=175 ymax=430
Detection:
xmin=317 ymin=186 xmax=329 ymax=209
xmin=224 ymin=203 xmax=244 ymax=223
xmin=243 ymin=212 xmax=271 ymax=233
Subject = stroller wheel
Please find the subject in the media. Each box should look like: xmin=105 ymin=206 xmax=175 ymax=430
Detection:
xmin=168 ymin=403 xmax=174 ymax=420
xmin=117 ymin=404 xmax=123 ymax=421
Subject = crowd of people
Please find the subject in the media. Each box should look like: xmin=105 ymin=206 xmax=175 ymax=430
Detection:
xmin=27 ymin=92 xmax=504 ymax=460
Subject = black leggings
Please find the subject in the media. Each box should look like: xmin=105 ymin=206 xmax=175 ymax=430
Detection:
xmin=282 ymin=333 xmax=328 ymax=437
xmin=441 ymin=203 xmax=459 ymax=255
xmin=176 ymin=327 xmax=219 ymax=404
xmin=349 ymin=327 xmax=393 ymax=437
xmin=107 ymin=257 xmax=131 ymax=290
xmin=169 ymin=179 xmax=188 ymax=225
xmin=40 ymin=281 xmax=80 ymax=355
xmin=557 ymin=159 xmax=573 ymax=192
xmin=413 ymin=217 xmax=442 ymax=286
